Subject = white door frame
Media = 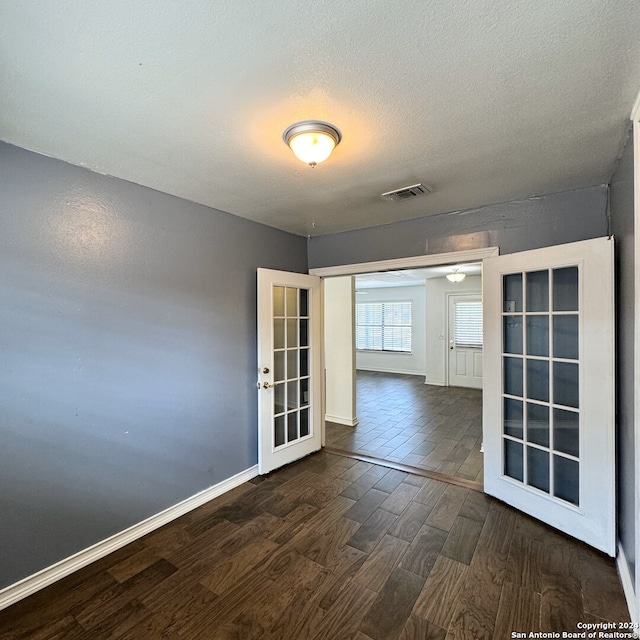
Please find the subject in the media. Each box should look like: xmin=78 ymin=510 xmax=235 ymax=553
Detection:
xmin=310 ymin=247 xmax=500 ymax=442
xmin=631 ymin=94 xmax=640 ymax=624
xmin=445 ymin=292 xmax=483 ymax=388
xmin=309 ymin=248 xmax=500 ymax=279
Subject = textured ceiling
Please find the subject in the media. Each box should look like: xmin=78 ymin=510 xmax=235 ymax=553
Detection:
xmin=2 ymin=1 xmax=640 ymax=237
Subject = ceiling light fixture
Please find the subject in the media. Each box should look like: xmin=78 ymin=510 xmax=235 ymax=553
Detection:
xmin=446 ymin=269 xmax=466 ymax=283
xmin=283 ymin=120 xmax=341 ymax=167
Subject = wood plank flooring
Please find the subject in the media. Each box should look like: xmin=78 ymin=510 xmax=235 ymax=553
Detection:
xmin=0 ymin=451 xmax=628 ymax=640
xmin=326 ymin=371 xmax=483 ymax=482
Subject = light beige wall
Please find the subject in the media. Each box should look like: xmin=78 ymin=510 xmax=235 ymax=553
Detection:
xmin=324 ymin=276 xmax=357 ymax=426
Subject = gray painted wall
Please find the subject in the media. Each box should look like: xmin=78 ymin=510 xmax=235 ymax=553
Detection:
xmin=610 ymin=126 xmax=635 ymax=585
xmin=308 ymin=186 xmax=608 ymax=269
xmin=0 ymin=142 xmax=307 ymax=589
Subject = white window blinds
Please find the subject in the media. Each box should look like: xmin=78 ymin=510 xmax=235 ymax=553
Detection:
xmin=454 ymin=301 xmax=483 ymax=348
xmin=356 ymin=301 xmax=412 ymax=352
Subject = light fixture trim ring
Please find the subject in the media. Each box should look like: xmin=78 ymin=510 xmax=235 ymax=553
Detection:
xmin=283 ymin=120 xmax=342 ymax=147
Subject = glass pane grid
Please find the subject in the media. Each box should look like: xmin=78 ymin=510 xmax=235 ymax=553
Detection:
xmin=503 ymin=402 xmax=579 ymax=459
xmin=512 ymin=439 xmax=579 ymax=460
xmin=272 ymin=285 xmax=313 ymax=450
xmin=501 ymin=267 xmax=580 ymax=507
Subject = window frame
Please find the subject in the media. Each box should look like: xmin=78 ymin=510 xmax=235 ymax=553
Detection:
xmin=355 ymin=299 xmax=413 ymax=354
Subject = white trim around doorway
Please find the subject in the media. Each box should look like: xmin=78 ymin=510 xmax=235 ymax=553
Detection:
xmin=309 ymin=247 xmax=500 ymax=278
xmin=312 ymin=247 xmax=498 ymax=397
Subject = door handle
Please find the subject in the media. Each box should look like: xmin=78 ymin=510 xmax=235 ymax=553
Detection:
xmin=262 ymin=381 xmax=275 ymax=389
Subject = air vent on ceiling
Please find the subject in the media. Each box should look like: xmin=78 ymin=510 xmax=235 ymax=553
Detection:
xmin=381 ymin=183 xmax=432 ymax=201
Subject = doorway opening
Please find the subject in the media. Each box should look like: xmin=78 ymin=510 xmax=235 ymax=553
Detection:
xmin=316 ymin=251 xmax=492 ymax=488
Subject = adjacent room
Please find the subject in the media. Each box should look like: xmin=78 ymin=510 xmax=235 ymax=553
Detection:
xmin=325 ymin=264 xmax=484 ymax=484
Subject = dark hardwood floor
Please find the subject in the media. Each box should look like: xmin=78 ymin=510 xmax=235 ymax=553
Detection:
xmin=0 ymin=451 xmax=628 ymax=639
xmin=326 ymin=371 xmax=483 ymax=482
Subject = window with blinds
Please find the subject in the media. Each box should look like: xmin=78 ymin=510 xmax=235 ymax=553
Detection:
xmin=454 ymin=300 xmax=483 ymax=348
xmin=356 ymin=301 xmax=412 ymax=352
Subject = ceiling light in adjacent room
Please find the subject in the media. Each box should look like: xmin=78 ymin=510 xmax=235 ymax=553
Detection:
xmin=283 ymin=121 xmax=342 ymax=167
xmin=446 ymin=269 xmax=466 ymax=283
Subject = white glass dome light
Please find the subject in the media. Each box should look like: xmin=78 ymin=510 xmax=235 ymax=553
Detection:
xmin=446 ymin=269 xmax=466 ymax=283
xmin=283 ymin=121 xmax=342 ymax=167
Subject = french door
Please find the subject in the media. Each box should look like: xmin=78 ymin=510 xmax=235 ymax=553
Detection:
xmin=257 ymin=269 xmax=322 ymax=474
xmin=483 ymin=237 xmax=615 ymax=555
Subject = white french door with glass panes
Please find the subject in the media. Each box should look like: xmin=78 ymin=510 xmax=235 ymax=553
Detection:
xmin=483 ymin=237 xmax=615 ymax=555
xmin=257 ymin=269 xmax=322 ymax=474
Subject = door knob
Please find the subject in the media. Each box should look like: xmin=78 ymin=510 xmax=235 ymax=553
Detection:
xmin=262 ymin=381 xmax=274 ymax=389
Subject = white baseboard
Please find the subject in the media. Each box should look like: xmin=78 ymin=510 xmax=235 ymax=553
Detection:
xmin=356 ymin=366 xmax=426 ymax=377
xmin=325 ymin=414 xmax=359 ymax=427
xmin=0 ymin=464 xmax=259 ymax=612
xmin=424 ymin=378 xmax=445 ymax=386
xmin=617 ymin=542 xmax=637 ymax=624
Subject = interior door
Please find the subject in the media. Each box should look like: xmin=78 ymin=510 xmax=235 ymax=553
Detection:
xmin=257 ymin=268 xmax=322 ymax=474
xmin=448 ymin=294 xmax=483 ymax=389
xmin=483 ymin=237 xmax=615 ymax=555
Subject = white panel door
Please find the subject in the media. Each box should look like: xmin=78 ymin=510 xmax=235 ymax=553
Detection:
xmin=483 ymin=237 xmax=615 ymax=555
xmin=257 ymin=268 xmax=322 ymax=474
xmin=448 ymin=294 xmax=483 ymax=389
